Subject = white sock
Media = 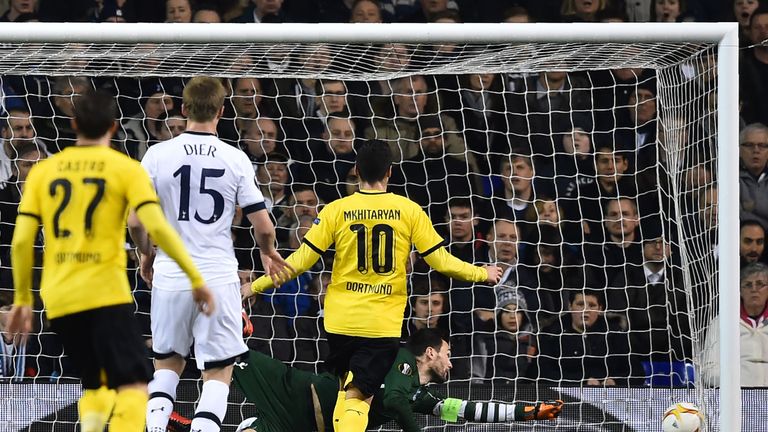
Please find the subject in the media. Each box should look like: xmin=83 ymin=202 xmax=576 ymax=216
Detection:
xmin=146 ymin=369 xmax=180 ymax=432
xmin=190 ymin=380 xmax=230 ymax=432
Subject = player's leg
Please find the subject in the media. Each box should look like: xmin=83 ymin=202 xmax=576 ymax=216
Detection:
xmin=190 ymin=282 xmax=249 ymax=432
xmin=146 ymin=288 xmax=196 ymax=431
xmin=49 ymin=310 xmax=116 ymax=432
xmin=324 ymin=333 xmax=355 ymax=431
xmin=338 ymin=337 xmax=400 ymax=432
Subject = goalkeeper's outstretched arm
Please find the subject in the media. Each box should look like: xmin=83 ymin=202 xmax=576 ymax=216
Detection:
xmin=431 ymin=398 xmax=564 ymax=423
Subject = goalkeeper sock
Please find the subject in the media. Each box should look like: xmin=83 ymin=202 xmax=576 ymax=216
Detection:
xmin=109 ymin=388 xmax=148 ymax=432
xmin=79 ymin=386 xmax=117 ymax=432
xmin=338 ymin=397 xmax=370 ymax=432
xmin=146 ymin=369 xmax=180 ymax=432
xmin=190 ymin=380 xmax=229 ymax=432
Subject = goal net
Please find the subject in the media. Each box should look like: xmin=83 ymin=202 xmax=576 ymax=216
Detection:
xmin=0 ymin=23 xmax=739 ymax=431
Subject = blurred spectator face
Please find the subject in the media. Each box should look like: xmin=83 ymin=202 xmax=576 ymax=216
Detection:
xmin=193 ymin=9 xmax=222 ymax=23
xmin=2 ymin=110 xmax=35 ymax=142
xmin=255 ymin=0 xmax=284 ymax=16
xmin=15 ymin=148 xmax=46 ymax=183
xmin=422 ymin=0 xmax=448 ymax=15
xmin=319 ymin=81 xmax=347 ymax=115
xmin=700 ymin=187 xmax=718 ymax=226
xmin=166 ymin=0 xmax=192 ymax=23
xmin=734 ymin=0 xmax=759 ymax=28
xmin=569 ymin=293 xmax=602 ymax=331
xmin=654 ymin=0 xmax=680 ymax=22
xmin=351 ymin=0 xmax=382 ymax=23
xmin=504 ymin=10 xmax=531 ymax=23
xmin=381 ymin=43 xmax=410 ymax=71
xmin=265 ymin=161 xmax=289 ymax=194
xmin=542 ymin=71 xmax=567 ymax=84
xmin=288 ymin=216 xmax=314 ymax=249
xmin=629 ymin=88 xmax=656 ymax=124
xmin=293 ymin=189 xmax=320 ymax=218
xmin=739 ymin=128 xmax=768 ymax=175
xmin=10 ymin=0 xmax=35 ymax=16
xmin=325 ymin=117 xmax=355 ymax=155
xmin=741 ymin=223 xmax=765 ymax=264
xmin=54 ymin=81 xmax=89 ymax=117
xmin=574 ymin=0 xmax=600 ymax=14
xmin=164 ymin=115 xmax=186 ymax=138
xmin=643 ymin=238 xmax=671 ymax=263
xmin=447 ymin=204 xmax=475 ymax=242
xmin=604 ymin=199 xmax=639 ymax=239
xmin=145 ymin=92 xmax=174 ymax=120
xmin=750 ymin=11 xmax=768 ymax=45
xmin=412 ymin=293 xmax=444 ymax=328
xmin=242 ymin=118 xmax=278 ymax=158
xmin=683 ymin=164 xmax=712 ymax=190
xmin=536 ymin=200 xmax=560 ymax=225
xmin=613 ymin=68 xmax=644 ymax=81
xmin=499 ymin=304 xmax=524 ymax=332
xmin=501 ymin=157 xmax=534 ymax=196
xmin=595 ymin=149 xmax=628 ymax=178
xmin=419 ymin=126 xmax=444 ymax=155
xmin=305 ymin=44 xmax=333 ymax=74
xmin=394 ymin=76 xmax=428 ymax=118
xmin=233 ymin=78 xmax=263 ymax=117
xmin=489 ymin=220 xmax=519 ymax=264
xmin=468 ymin=74 xmax=495 ymax=91
xmin=345 ymin=167 xmax=360 ymax=196
xmin=740 ymin=271 xmax=768 ymax=312
xmin=563 ymin=128 xmax=591 ymax=155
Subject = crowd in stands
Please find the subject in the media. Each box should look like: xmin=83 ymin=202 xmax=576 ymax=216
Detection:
xmin=0 ymin=0 xmax=767 ymax=388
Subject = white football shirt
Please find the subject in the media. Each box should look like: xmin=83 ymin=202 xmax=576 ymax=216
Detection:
xmin=141 ymin=131 xmax=266 ymax=290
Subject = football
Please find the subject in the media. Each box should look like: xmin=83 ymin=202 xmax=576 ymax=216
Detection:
xmin=662 ymin=403 xmax=703 ymax=432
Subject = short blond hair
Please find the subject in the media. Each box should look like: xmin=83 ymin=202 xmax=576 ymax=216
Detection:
xmin=183 ymin=76 xmax=226 ymax=122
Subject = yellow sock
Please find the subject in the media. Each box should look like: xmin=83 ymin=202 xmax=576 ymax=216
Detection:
xmin=109 ymin=388 xmax=149 ymax=432
xmin=79 ymin=387 xmax=117 ymax=432
xmin=338 ymin=398 xmax=370 ymax=432
xmin=332 ymin=372 xmax=355 ymax=432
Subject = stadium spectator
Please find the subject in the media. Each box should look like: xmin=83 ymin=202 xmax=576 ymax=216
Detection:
xmin=391 ymin=114 xmax=473 ymax=220
xmin=490 ymin=154 xmax=538 ymax=232
xmin=292 ymin=115 xmax=356 ymax=203
xmin=651 ymin=0 xmax=687 ymax=22
xmin=0 ymin=107 xmax=39 ymax=183
xmin=537 ymin=290 xmax=634 ymax=386
xmin=0 ymin=0 xmax=36 ymax=21
xmin=402 ymin=275 xmax=448 ymax=338
xmin=555 ymin=122 xmax=595 ymax=181
xmin=444 ymin=198 xmax=489 ymax=264
xmin=740 ymin=6 xmax=768 ymax=125
xmin=472 ymin=284 xmax=535 ymax=383
xmin=584 ymin=197 xmax=643 ymax=285
xmin=741 ymin=220 xmax=766 ymax=266
xmin=702 ymin=262 xmax=768 ymax=387
xmin=277 ymin=186 xmax=322 ymax=238
xmin=235 ymin=0 xmax=291 ymax=23
xmin=364 ymin=75 xmax=469 ymax=165
xmin=400 ymin=0 xmax=452 ymax=22
xmin=120 ymin=82 xmax=175 ymax=159
xmin=303 ymin=79 xmax=349 ymax=140
xmin=502 ymin=5 xmax=532 ymax=22
xmin=733 ymin=0 xmax=762 ymax=45
xmin=193 ymin=3 xmax=222 ymax=22
xmin=255 ymin=153 xmax=292 ymax=243
xmin=219 ymin=77 xmax=271 ymax=145
xmin=155 ymin=108 xmax=186 ymax=141
xmin=36 ymin=76 xmax=90 ymax=152
xmin=608 ymin=221 xmax=692 ymax=368
xmin=350 ymin=0 xmax=383 ymax=23
xmin=739 ymin=123 xmax=768 ymax=226
xmin=560 ymin=0 xmax=606 ymax=22
xmin=626 ymin=79 xmax=658 ymax=149
xmin=165 ymin=0 xmax=191 ymax=22
xmin=239 ymin=117 xmax=281 ymax=166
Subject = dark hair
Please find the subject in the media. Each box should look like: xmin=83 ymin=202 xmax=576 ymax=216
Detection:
xmin=742 ymin=219 xmax=766 ymax=233
xmin=429 ymin=9 xmax=461 ymax=22
xmin=356 ymin=140 xmax=393 ymax=183
xmin=501 ymin=6 xmax=529 ymax=21
xmin=751 ymin=5 xmax=768 ymax=27
xmin=73 ymin=89 xmax=116 ymax=139
xmin=568 ymin=289 xmax=605 ymax=308
xmin=405 ymin=328 xmax=447 ymax=357
xmin=13 ymin=141 xmax=44 ymax=160
xmin=448 ymin=197 xmax=473 ymax=210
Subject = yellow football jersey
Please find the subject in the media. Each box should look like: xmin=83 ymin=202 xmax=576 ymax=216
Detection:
xmin=17 ymin=146 xmax=159 ymax=318
xmin=303 ymin=190 xmax=444 ymax=338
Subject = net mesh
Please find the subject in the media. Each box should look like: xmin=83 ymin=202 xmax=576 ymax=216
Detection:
xmin=0 ymin=39 xmax=724 ymax=431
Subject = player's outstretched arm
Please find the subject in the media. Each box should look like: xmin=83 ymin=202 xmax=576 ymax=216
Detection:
xmin=246 ymin=209 xmax=294 ymax=287
xmin=422 ymin=247 xmax=502 ymax=285
xmin=242 ymin=242 xmax=321 ymax=299
xmin=430 ymin=398 xmax=564 ymax=423
xmin=134 ymin=202 xmax=215 ymax=315
xmin=7 ymin=214 xmax=39 ymax=338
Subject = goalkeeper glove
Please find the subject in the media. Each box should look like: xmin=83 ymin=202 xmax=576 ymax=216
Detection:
xmin=520 ymin=400 xmax=564 ymax=421
xmin=242 ymin=309 xmax=254 ymax=338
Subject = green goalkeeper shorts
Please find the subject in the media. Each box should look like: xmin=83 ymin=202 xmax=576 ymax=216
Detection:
xmin=232 ymin=350 xmax=336 ymax=432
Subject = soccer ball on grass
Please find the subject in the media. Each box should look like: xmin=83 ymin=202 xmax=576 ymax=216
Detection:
xmin=662 ymin=402 xmax=703 ymax=432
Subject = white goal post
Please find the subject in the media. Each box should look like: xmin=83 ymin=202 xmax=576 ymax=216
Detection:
xmin=0 ymin=22 xmax=740 ymax=431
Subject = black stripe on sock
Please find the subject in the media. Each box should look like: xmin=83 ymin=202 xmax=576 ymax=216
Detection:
xmin=149 ymin=391 xmax=174 ymax=403
xmin=193 ymin=411 xmax=222 ymax=427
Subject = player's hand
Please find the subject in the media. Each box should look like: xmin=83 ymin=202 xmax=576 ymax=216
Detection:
xmin=6 ymin=305 xmax=32 ymax=343
xmin=483 ymin=265 xmax=503 ymax=285
xmin=259 ymin=249 xmax=295 ymax=287
xmin=139 ymin=249 xmax=156 ymax=288
xmin=522 ymin=400 xmax=564 ymax=421
xmin=241 ymin=282 xmax=256 ymax=301
xmin=192 ymin=285 xmax=216 ymax=316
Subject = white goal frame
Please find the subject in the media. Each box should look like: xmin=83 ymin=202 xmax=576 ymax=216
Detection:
xmin=0 ymin=21 xmax=740 ymax=430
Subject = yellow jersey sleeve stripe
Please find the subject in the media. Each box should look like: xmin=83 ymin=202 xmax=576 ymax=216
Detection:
xmin=421 ymin=240 xmax=446 ymax=257
xmin=135 ymin=200 xmax=159 ymax=211
xmin=17 ymin=212 xmax=41 ymax=223
xmin=302 ymin=238 xmax=325 ymax=255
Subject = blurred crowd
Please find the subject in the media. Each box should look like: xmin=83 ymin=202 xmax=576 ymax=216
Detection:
xmin=0 ymin=0 xmax=767 ymax=388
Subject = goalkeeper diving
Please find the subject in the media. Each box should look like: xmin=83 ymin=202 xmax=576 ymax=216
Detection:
xmin=171 ymin=328 xmax=563 ymax=431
